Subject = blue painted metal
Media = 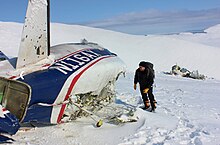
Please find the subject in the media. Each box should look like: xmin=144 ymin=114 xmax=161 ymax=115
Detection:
xmin=0 ymin=135 xmax=14 ymax=143
xmin=0 ymin=111 xmax=20 ymax=135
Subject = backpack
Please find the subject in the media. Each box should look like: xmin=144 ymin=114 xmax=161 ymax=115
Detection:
xmin=145 ymin=62 xmax=155 ymax=79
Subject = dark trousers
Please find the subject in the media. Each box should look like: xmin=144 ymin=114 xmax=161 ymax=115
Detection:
xmin=140 ymin=87 xmax=155 ymax=109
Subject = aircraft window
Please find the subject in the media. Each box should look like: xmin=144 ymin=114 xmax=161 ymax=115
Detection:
xmin=0 ymin=51 xmax=7 ymax=61
xmin=0 ymin=57 xmax=6 ymax=61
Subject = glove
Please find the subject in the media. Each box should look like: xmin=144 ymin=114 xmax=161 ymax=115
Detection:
xmin=134 ymin=84 xmax=137 ymax=90
xmin=143 ymin=88 xmax=149 ymax=93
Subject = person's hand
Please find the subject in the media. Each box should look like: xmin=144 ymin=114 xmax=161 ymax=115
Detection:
xmin=143 ymin=88 xmax=149 ymax=93
xmin=134 ymin=84 xmax=137 ymax=90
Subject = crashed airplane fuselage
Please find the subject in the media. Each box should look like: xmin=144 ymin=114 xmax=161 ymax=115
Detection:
xmin=0 ymin=0 xmax=125 ymax=136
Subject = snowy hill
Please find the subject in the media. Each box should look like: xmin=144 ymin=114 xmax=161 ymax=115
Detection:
xmin=167 ymin=24 xmax=220 ymax=48
xmin=1 ymin=22 xmax=220 ymax=145
xmin=1 ymin=22 xmax=220 ymax=80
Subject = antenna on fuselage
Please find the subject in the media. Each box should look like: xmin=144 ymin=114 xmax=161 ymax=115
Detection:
xmin=16 ymin=0 xmax=50 ymax=69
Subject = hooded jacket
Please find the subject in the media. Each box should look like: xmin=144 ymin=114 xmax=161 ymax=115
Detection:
xmin=134 ymin=62 xmax=155 ymax=89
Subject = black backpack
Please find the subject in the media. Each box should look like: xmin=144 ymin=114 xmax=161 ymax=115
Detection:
xmin=145 ymin=62 xmax=155 ymax=79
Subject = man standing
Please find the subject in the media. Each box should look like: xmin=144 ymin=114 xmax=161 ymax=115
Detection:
xmin=134 ymin=61 xmax=157 ymax=112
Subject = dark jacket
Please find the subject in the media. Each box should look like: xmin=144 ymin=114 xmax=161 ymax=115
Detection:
xmin=134 ymin=65 xmax=155 ymax=89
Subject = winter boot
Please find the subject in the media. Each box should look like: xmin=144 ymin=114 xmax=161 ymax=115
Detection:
xmin=153 ymin=100 xmax=157 ymax=109
xmin=144 ymin=100 xmax=150 ymax=109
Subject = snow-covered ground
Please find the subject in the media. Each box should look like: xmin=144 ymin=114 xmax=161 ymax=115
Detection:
xmin=1 ymin=22 xmax=220 ymax=144
xmin=5 ymin=73 xmax=220 ymax=145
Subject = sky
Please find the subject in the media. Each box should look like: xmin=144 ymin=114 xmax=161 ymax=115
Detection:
xmin=0 ymin=0 xmax=220 ymax=35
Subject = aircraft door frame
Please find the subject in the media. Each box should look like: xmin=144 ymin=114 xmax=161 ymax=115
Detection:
xmin=0 ymin=77 xmax=31 ymax=122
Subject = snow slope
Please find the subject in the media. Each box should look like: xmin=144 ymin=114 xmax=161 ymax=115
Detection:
xmin=1 ymin=22 xmax=220 ymax=79
xmin=167 ymin=24 xmax=220 ymax=48
xmin=1 ymin=22 xmax=220 ymax=145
